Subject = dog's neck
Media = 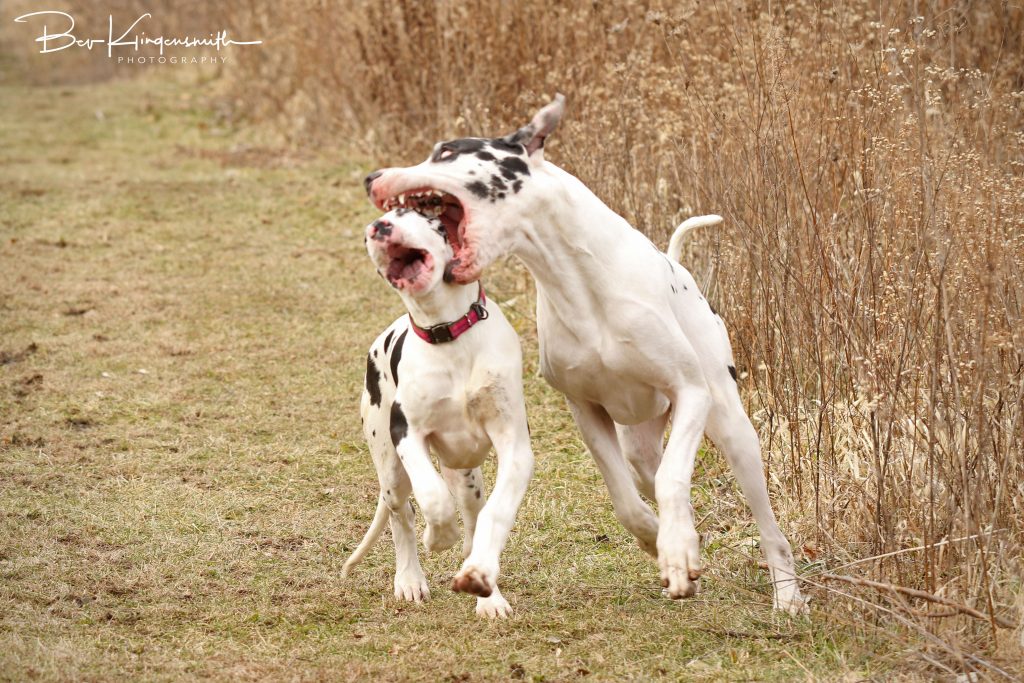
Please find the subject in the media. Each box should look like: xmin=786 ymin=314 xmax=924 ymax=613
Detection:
xmin=514 ymin=164 xmax=641 ymax=320
xmin=397 ymin=280 xmax=480 ymax=330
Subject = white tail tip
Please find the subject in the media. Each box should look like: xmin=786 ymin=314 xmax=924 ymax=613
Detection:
xmin=667 ymin=214 xmax=723 ymax=262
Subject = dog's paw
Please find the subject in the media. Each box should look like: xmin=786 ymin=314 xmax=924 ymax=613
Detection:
xmin=451 ymin=564 xmax=495 ymax=598
xmin=774 ymin=585 xmax=810 ymax=616
xmin=475 ymin=587 xmax=512 ymax=619
xmin=394 ymin=572 xmax=430 ymax=603
xmin=424 ymin=518 xmax=460 ymax=554
xmin=659 ymin=563 xmax=702 ymax=600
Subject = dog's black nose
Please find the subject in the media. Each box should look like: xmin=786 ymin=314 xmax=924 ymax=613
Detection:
xmin=364 ymin=170 xmax=382 ymax=195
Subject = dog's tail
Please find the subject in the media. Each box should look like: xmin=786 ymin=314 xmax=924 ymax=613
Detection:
xmin=341 ymin=494 xmax=391 ymax=578
xmin=667 ymin=214 xmax=723 ymax=263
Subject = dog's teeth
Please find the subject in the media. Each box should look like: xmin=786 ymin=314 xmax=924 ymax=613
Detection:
xmin=398 ymin=194 xmax=406 ymax=205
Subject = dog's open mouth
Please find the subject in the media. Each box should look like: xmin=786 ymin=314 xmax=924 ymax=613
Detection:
xmin=385 ymin=243 xmax=434 ymax=288
xmin=381 ymin=189 xmax=466 ymax=256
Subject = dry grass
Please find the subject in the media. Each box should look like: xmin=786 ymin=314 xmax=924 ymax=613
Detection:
xmin=205 ymin=0 xmax=1024 ymax=673
xmin=2 ymin=0 xmax=1023 ymax=678
xmin=0 ymin=71 xmax=897 ymax=681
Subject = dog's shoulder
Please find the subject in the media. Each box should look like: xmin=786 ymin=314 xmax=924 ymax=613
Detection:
xmin=364 ymin=316 xmax=411 ymax=403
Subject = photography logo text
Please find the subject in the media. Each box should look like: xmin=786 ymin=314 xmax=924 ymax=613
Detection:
xmin=13 ymin=11 xmax=263 ymax=64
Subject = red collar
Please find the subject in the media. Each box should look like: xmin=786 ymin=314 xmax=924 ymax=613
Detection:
xmin=410 ymin=285 xmax=489 ymax=344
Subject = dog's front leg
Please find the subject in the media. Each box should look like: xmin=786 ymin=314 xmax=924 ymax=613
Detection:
xmin=451 ymin=408 xmax=534 ymax=618
xmin=395 ymin=431 xmax=460 ymax=554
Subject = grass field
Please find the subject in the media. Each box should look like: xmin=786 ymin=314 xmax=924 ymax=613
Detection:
xmin=0 ymin=71 xmax=997 ymax=681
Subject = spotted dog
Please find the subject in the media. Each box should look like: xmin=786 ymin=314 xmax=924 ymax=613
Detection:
xmin=341 ymin=208 xmax=534 ymax=618
xmin=364 ymin=97 xmax=808 ymax=614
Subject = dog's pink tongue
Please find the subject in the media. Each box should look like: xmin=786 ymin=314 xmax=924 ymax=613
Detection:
xmin=402 ymin=260 xmax=424 ymax=281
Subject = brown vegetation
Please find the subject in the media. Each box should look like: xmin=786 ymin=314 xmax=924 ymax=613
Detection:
xmin=216 ymin=0 xmax=1024 ymax=664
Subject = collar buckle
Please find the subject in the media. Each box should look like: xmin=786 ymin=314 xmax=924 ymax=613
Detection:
xmin=424 ymin=323 xmax=454 ymax=344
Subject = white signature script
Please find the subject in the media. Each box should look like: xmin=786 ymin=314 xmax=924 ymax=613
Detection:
xmin=13 ymin=11 xmax=262 ymax=58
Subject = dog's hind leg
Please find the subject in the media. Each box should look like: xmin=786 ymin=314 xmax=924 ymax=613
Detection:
xmin=379 ymin=450 xmax=430 ymax=602
xmin=569 ymin=399 xmax=660 ymax=556
xmin=704 ymin=372 xmax=808 ymax=615
xmin=442 ymin=465 xmax=486 ymax=559
xmin=616 ymin=411 xmax=669 ymax=501
xmin=655 ymin=382 xmax=711 ymax=600
xmin=390 ymin=493 xmax=430 ymax=602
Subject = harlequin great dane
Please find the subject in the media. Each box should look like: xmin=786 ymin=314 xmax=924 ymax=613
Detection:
xmin=342 ymin=207 xmax=534 ymax=618
xmin=363 ymin=96 xmax=808 ymax=614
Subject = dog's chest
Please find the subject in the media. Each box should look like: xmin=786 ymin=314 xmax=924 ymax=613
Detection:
xmin=539 ymin=331 xmax=672 ymax=425
xmin=404 ymin=367 xmax=506 ymax=466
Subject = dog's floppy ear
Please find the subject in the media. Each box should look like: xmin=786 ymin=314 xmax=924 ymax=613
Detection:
xmin=506 ymin=93 xmax=565 ymax=158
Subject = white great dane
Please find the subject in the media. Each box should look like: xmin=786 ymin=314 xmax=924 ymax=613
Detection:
xmin=364 ymin=96 xmax=808 ymax=614
xmin=342 ymin=208 xmax=534 ymax=618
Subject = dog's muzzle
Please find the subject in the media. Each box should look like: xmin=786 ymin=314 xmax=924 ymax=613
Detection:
xmin=364 ymin=170 xmax=382 ymax=196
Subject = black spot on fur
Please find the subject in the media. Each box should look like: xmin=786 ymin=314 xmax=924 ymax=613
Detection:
xmin=476 ymin=151 xmax=496 ymax=162
xmin=390 ymin=329 xmax=408 ymax=385
xmin=465 ymin=181 xmax=489 ymax=199
xmin=490 ymin=176 xmax=507 ymax=192
xmin=432 ymin=138 xmax=486 ymax=162
xmin=671 ymin=284 xmax=677 ymax=294
xmin=511 ymin=180 xmax=523 ymax=193
xmin=490 ymin=138 xmax=524 ymax=154
xmin=475 ymin=489 xmax=481 ymax=499
xmin=383 ymin=329 xmax=395 ymax=354
xmin=390 ymin=401 xmax=408 ymax=446
xmin=498 ymin=156 xmax=530 ymax=179
xmin=728 ymin=365 xmax=738 ymax=382
xmin=365 ymin=354 xmax=382 ymax=406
